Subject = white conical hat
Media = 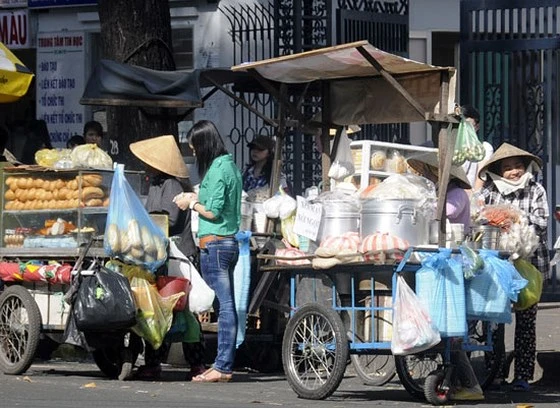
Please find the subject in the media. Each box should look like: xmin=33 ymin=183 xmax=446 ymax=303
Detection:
xmin=130 ymin=135 xmax=188 ymax=178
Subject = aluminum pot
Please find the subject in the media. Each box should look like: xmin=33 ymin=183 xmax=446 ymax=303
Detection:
xmin=314 ymin=200 xmax=360 ymax=243
xmin=360 ymin=199 xmax=429 ymax=245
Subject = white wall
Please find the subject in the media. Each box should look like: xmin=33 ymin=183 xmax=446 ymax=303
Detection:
xmin=409 ymin=0 xmax=460 ymax=31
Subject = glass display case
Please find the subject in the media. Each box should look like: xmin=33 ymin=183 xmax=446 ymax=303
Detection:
xmin=0 ymin=167 xmax=145 ymax=254
xmin=349 ymin=140 xmax=438 ymax=189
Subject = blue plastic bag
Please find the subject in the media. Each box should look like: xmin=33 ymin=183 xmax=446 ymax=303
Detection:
xmin=234 ymin=230 xmax=251 ymax=348
xmin=415 ymin=249 xmax=467 ymax=337
xmin=104 ymin=164 xmax=168 ymax=272
xmin=465 ymin=250 xmax=527 ymax=323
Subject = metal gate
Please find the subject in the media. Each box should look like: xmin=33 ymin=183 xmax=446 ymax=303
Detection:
xmin=337 ymin=0 xmax=410 ymax=144
xmin=460 ymin=0 xmax=560 ymax=299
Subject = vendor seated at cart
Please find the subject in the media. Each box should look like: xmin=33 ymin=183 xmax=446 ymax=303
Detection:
xmin=130 ymin=134 xmax=206 ymax=381
xmin=243 ymin=135 xmax=289 ymax=196
xmin=407 ymin=151 xmax=472 ymax=229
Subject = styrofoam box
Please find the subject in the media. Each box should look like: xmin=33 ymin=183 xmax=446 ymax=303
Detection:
xmin=30 ymin=290 xmax=70 ymax=330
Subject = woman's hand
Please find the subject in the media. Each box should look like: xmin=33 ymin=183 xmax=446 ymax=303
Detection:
xmin=173 ymin=192 xmax=197 ymax=210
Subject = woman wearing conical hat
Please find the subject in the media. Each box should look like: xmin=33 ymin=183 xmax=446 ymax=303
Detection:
xmin=479 ymin=142 xmax=549 ymax=392
xmin=130 ymin=135 xmax=207 ymax=381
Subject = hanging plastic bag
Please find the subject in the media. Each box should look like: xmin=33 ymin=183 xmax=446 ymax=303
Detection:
xmin=415 ymin=249 xmax=467 ymax=337
xmin=104 ymin=164 xmax=168 ymax=272
xmin=129 ymin=276 xmax=182 ymax=349
xmin=391 ymin=275 xmax=441 ymax=355
xmin=328 ymin=128 xmax=355 ymax=180
xmin=73 ymin=267 xmax=137 ymax=332
xmin=465 ymin=250 xmax=527 ymax=323
xmin=452 ymin=119 xmax=486 ymax=166
xmin=168 ymin=240 xmax=215 ymax=314
xmin=234 ymin=231 xmax=251 ymax=348
xmin=513 ymin=259 xmax=543 ymax=311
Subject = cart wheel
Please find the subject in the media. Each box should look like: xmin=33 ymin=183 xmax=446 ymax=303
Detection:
xmin=467 ymin=321 xmax=505 ymax=389
xmin=282 ymin=303 xmax=349 ymax=400
xmin=93 ymin=341 xmax=140 ymax=381
xmin=424 ymin=369 xmax=450 ymax=405
xmin=395 ymin=351 xmax=442 ymax=399
xmin=0 ymin=285 xmax=42 ymax=375
xmin=351 ymin=354 xmax=396 ymax=386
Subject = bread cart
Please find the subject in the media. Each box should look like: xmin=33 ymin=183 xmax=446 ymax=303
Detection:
xmin=0 ymin=166 xmax=144 ymax=379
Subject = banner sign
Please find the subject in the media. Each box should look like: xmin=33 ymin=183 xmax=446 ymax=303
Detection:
xmin=28 ymin=0 xmax=97 ymax=8
xmin=36 ymin=31 xmax=85 ymax=147
xmin=0 ymin=9 xmax=28 ymax=49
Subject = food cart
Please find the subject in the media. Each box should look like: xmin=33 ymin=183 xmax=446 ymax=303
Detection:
xmin=230 ymin=41 xmax=510 ymax=405
xmin=0 ymin=165 xmax=145 ymax=379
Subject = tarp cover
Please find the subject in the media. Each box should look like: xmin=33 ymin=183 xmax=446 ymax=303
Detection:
xmin=80 ymin=59 xmax=254 ymax=108
xmin=232 ymin=40 xmax=457 ymax=124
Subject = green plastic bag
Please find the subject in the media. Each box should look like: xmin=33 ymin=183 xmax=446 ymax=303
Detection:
xmin=513 ymin=259 xmax=543 ymax=311
xmin=452 ymin=119 xmax=486 ymax=166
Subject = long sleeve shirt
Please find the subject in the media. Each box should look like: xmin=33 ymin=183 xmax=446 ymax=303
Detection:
xmin=480 ymin=179 xmax=550 ymax=278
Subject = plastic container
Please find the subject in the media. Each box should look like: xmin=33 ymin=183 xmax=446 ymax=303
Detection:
xmin=156 ymin=276 xmax=191 ymax=311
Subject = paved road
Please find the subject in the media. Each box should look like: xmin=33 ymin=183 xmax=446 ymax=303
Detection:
xmin=1 ymin=360 xmax=559 ymax=408
xmin=1 ymin=303 xmax=558 ymax=407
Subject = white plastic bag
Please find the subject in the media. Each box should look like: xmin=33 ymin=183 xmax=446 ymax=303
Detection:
xmin=391 ymin=275 xmax=441 ymax=355
xmin=168 ymin=241 xmax=215 ymax=314
xmin=328 ymin=128 xmax=355 ymax=180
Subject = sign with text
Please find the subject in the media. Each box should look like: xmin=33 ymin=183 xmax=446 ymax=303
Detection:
xmin=293 ymin=196 xmax=323 ymax=241
xmin=0 ymin=1 xmax=27 ymax=8
xmin=0 ymin=9 xmax=28 ymax=49
xmin=36 ymin=31 xmax=85 ymax=147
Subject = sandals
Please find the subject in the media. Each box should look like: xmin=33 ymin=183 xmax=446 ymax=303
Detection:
xmin=192 ymin=367 xmax=232 ymax=383
xmin=511 ymin=379 xmax=530 ymax=392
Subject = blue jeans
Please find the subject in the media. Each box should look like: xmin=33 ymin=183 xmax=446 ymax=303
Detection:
xmin=200 ymin=238 xmax=239 ymax=374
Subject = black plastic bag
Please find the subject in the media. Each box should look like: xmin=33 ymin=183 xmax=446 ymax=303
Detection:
xmin=73 ymin=267 xmax=137 ymax=332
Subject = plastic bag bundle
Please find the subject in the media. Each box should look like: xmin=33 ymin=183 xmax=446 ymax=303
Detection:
xmin=513 ymin=259 xmax=543 ymax=311
xmin=452 ymin=119 xmax=486 ymax=165
xmin=104 ymin=164 xmax=169 ymax=272
xmin=465 ymin=250 xmax=527 ymax=323
xmin=71 ymin=143 xmax=113 ymax=169
xmin=130 ymin=276 xmax=182 ymax=349
xmin=415 ymin=249 xmax=467 ymax=337
xmin=391 ymin=274 xmax=441 ymax=355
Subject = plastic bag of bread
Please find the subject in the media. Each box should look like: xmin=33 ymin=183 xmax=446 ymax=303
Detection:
xmin=71 ymin=143 xmax=113 ymax=169
xmin=104 ymin=164 xmax=168 ymax=272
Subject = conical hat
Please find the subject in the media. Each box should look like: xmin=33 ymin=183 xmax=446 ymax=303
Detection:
xmin=478 ymin=142 xmax=542 ymax=176
xmin=130 ymin=135 xmax=189 ymax=178
xmin=406 ymin=151 xmax=471 ymax=190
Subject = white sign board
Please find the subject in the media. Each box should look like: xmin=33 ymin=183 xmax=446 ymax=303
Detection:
xmin=0 ymin=9 xmax=29 ymax=49
xmin=293 ymin=196 xmax=323 ymax=241
xmin=36 ymin=31 xmax=85 ymax=148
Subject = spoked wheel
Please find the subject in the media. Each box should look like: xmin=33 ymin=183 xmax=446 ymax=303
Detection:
xmin=0 ymin=285 xmax=42 ymax=374
xmin=351 ymin=353 xmax=396 ymax=386
xmin=395 ymin=351 xmax=443 ymax=399
xmin=466 ymin=321 xmax=505 ymax=389
xmin=282 ymin=303 xmax=349 ymax=400
xmin=424 ymin=369 xmax=450 ymax=405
